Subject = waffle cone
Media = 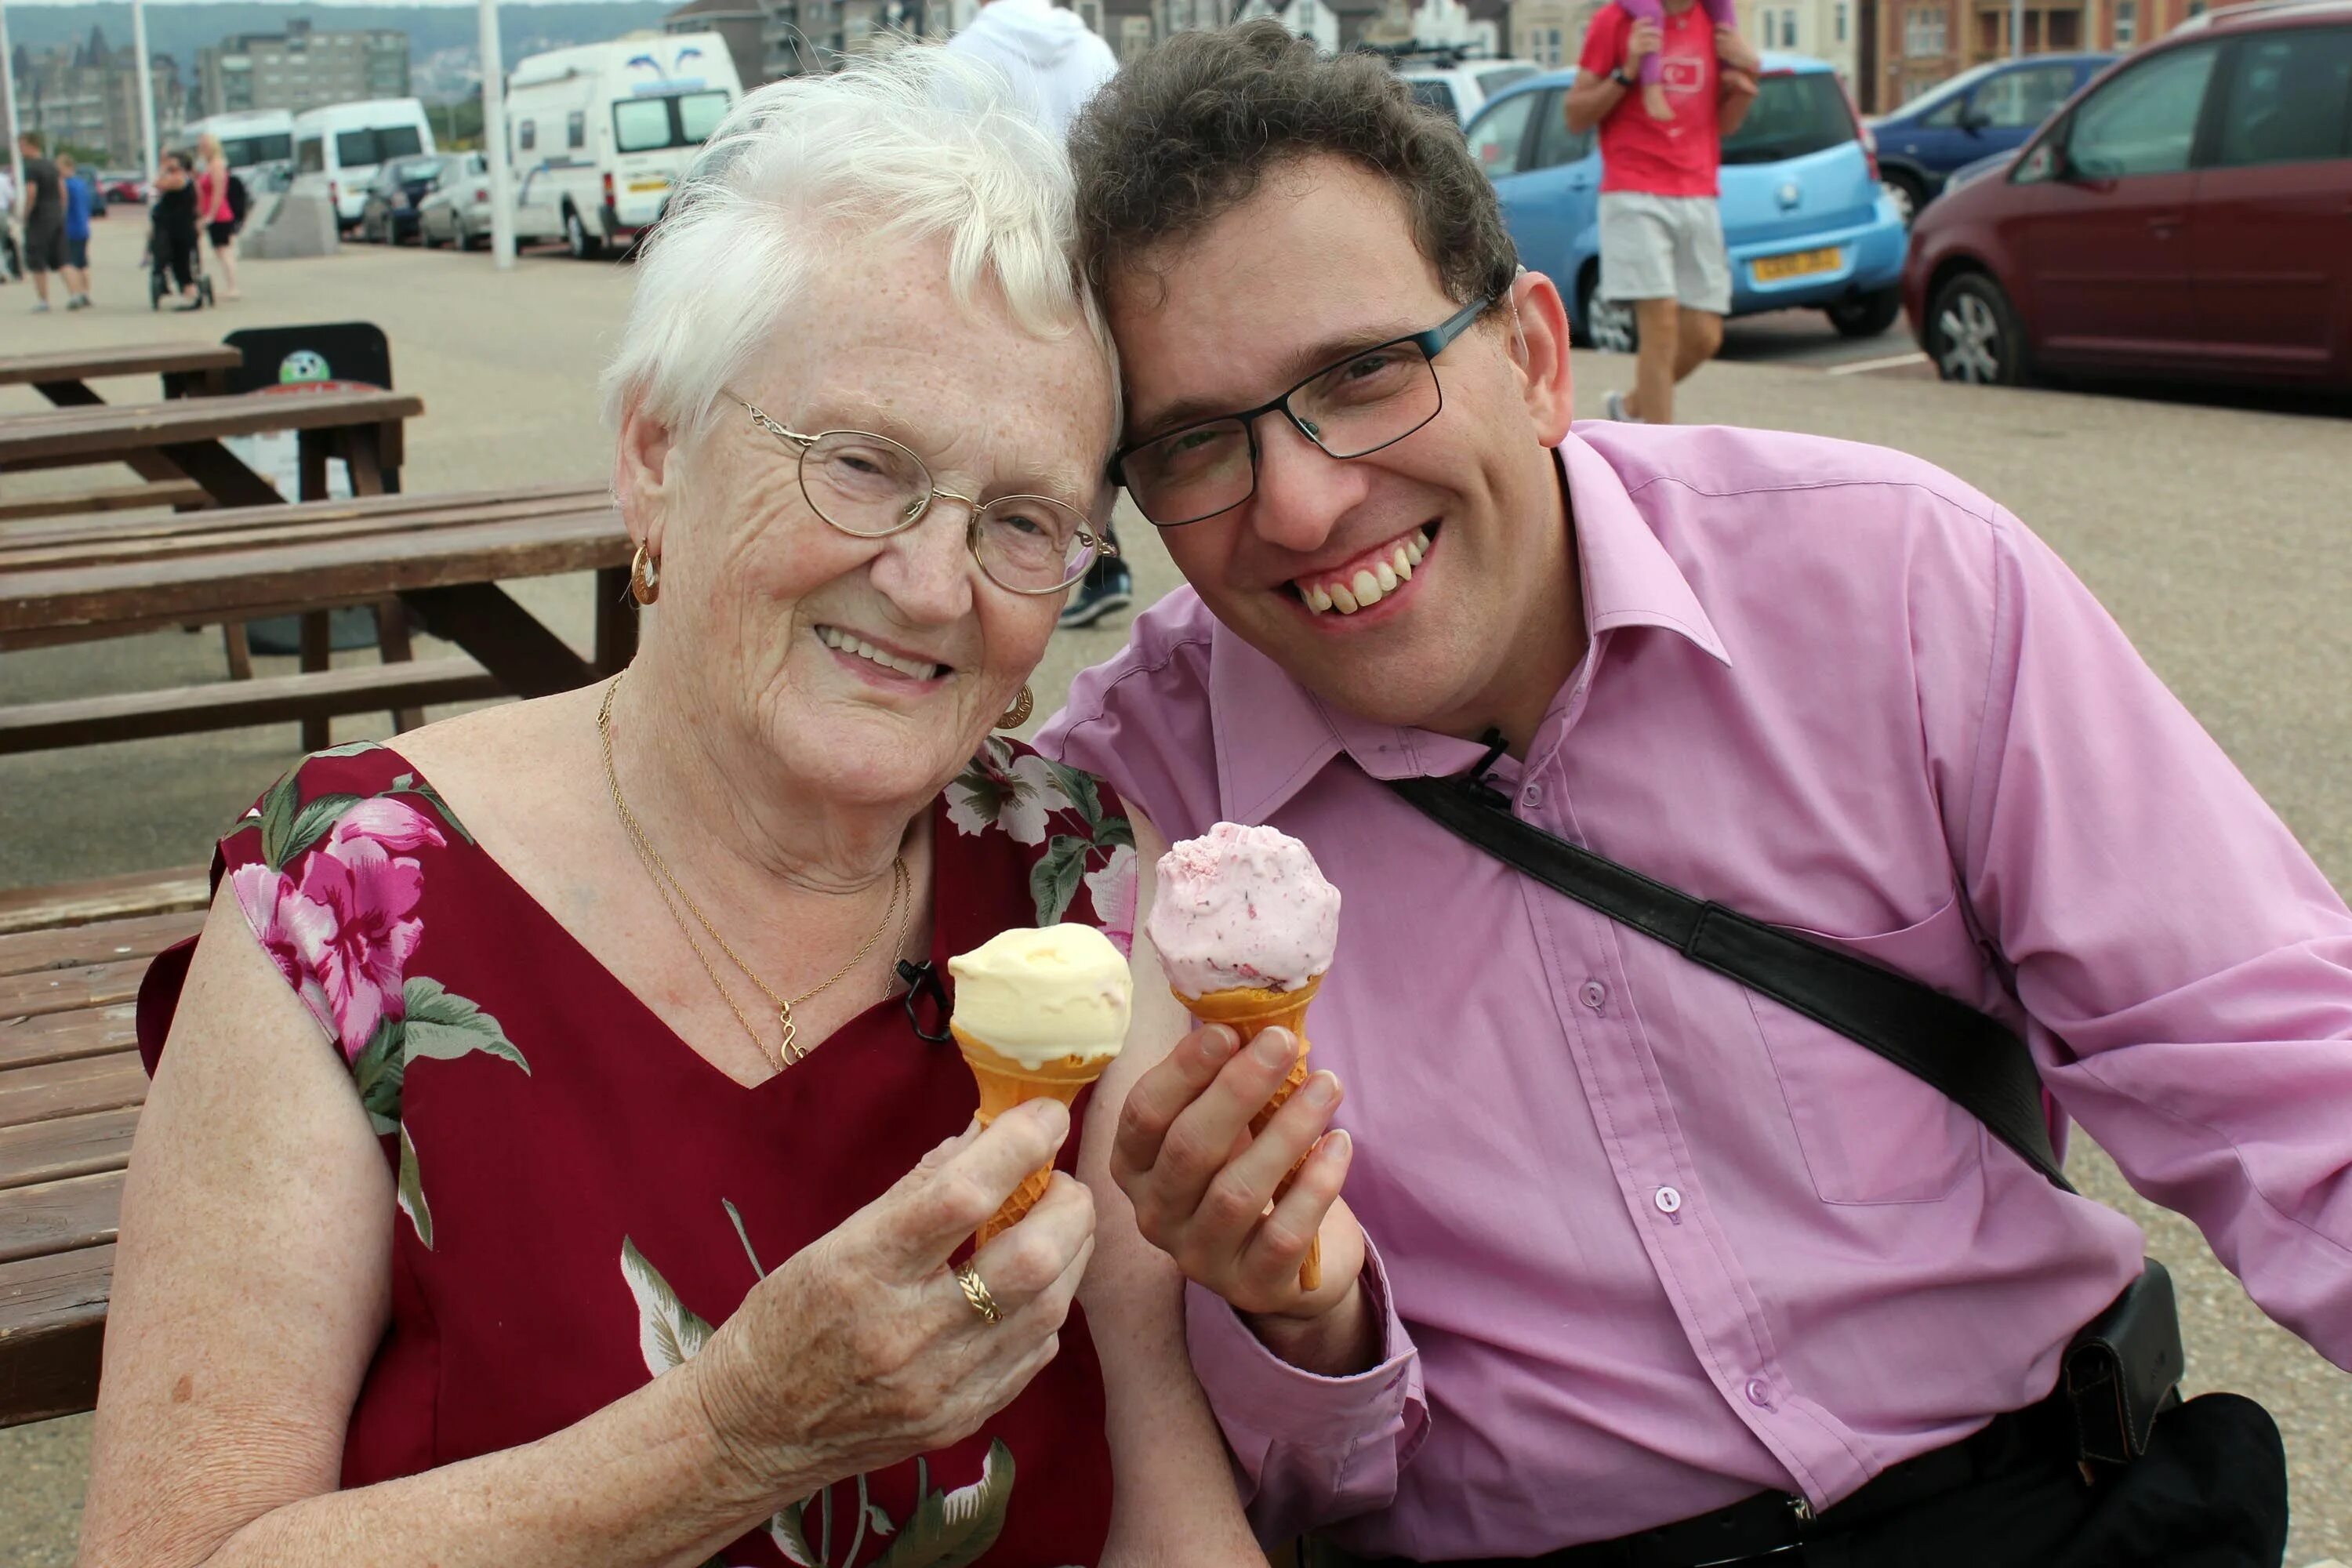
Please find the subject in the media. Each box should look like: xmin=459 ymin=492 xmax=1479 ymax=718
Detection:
xmin=1174 ymin=974 xmax=1327 ymax=1290
xmin=954 ymin=1025 xmax=1115 ymax=1248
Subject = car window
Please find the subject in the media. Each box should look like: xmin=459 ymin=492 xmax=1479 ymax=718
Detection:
xmin=1918 ymin=93 xmax=1967 ymax=128
xmin=1409 ymin=79 xmax=1461 ymax=119
xmin=1721 ymin=72 xmax=1854 ymax=165
xmin=2212 ymin=27 xmax=2352 ymax=167
xmin=2064 ymin=43 xmax=2218 ymax=178
xmin=518 ymin=120 xmax=539 ymax=154
xmin=1531 ymin=91 xmax=1595 ymax=169
xmin=1971 ymin=64 xmax=2077 ymax=128
xmin=1465 ymin=92 xmax=1537 ymax=177
xmin=677 ymin=90 xmax=731 ymax=143
xmin=568 ymin=110 xmax=587 ymax=151
xmin=1479 ymin=65 xmax=1537 ymax=98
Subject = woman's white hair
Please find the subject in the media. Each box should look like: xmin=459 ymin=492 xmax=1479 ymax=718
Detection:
xmin=601 ymin=45 xmax=1114 ymax=448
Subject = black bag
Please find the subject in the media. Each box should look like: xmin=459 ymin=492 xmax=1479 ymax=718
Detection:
xmin=226 ymin=173 xmax=251 ymax=231
xmin=1385 ymin=740 xmax=2195 ymax=1468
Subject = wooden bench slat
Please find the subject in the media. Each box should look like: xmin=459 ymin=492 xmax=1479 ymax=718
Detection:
xmin=0 ymin=389 xmax=423 ymax=468
xmin=1 ymin=497 xmax=614 ymax=570
xmin=0 ymin=866 xmax=210 ymax=936
xmin=0 ymin=481 xmax=212 ymax=524
xmin=0 ymin=1108 xmax=141 ymax=1192
xmin=0 ymin=342 xmax=242 ymax=385
xmin=0 ymin=1169 xmax=126 ymax=1265
xmin=0 ymin=480 xmax=604 ymax=556
xmin=0 ymin=656 xmax=505 ymax=755
xmin=0 ymin=1052 xmax=151 ymax=1131
xmin=0 ymin=909 xmax=206 ymax=979
xmin=0 ymin=1007 xmax=142 ymax=1074
xmin=0 ymin=1241 xmax=114 ymax=1429
xmin=0 ymin=956 xmax=153 ymax=1022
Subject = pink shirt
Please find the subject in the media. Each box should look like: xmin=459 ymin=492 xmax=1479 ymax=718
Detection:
xmin=1037 ymin=424 xmax=2352 ymax=1556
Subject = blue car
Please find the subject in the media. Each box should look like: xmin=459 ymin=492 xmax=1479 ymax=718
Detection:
xmin=1867 ymin=53 xmax=2113 ymax=223
xmin=1465 ymin=55 xmax=1911 ymax=347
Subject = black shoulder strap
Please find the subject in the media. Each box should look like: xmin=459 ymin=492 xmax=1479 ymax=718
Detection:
xmin=1387 ymin=760 xmax=2072 ymax=1192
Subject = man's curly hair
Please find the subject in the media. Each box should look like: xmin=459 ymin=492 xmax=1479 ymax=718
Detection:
xmin=1068 ymin=20 xmax=1519 ymax=310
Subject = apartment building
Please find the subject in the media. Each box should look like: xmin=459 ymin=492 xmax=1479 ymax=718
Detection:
xmin=197 ymin=19 xmax=410 ymax=118
xmin=9 ymin=31 xmax=183 ymax=165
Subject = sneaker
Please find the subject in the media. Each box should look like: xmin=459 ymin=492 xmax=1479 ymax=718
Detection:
xmin=1604 ymin=389 xmax=1643 ymax=423
xmin=1058 ymin=560 xmax=1134 ymax=630
xmin=67 ymin=295 xmax=89 ymax=310
xmin=31 ymin=300 xmax=49 ymax=313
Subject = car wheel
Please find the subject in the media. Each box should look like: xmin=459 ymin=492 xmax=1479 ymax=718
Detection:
xmin=1824 ymin=286 xmax=1904 ymax=340
xmin=564 ymin=208 xmax=603 ymax=261
xmin=1882 ymin=171 xmax=1926 ymax=228
xmin=1578 ymin=269 xmax=1640 ymax=355
xmin=456 ymin=216 xmax=474 ymax=251
xmin=1926 ymin=272 xmax=2032 ymax=387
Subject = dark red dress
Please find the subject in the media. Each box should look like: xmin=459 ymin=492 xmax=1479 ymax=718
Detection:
xmin=137 ymin=736 xmax=1143 ymax=1567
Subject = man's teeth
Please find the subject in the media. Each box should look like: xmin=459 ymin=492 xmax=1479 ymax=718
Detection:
xmin=1298 ymin=528 xmax=1429 ymax=617
xmin=816 ymin=626 xmax=941 ymax=680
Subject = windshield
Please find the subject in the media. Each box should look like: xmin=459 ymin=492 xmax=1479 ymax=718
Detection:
xmin=613 ymin=90 xmax=734 ymax=153
xmin=1721 ymin=72 xmax=1855 ymax=165
xmin=334 ymin=125 xmax=426 ymax=168
xmin=1407 ymin=79 xmax=1461 ymax=118
xmin=392 ymin=157 xmax=446 ymax=183
xmin=219 ymin=132 xmax=293 ymax=167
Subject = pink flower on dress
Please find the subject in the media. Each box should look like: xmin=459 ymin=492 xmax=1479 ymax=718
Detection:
xmin=1083 ymin=844 xmax=1138 ymax=957
xmin=229 ymin=862 xmax=334 ymax=1037
xmin=289 ymin=832 xmax=433 ymax=1062
xmin=326 ymin=797 xmax=448 ymax=864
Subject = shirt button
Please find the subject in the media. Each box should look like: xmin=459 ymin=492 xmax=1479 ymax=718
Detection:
xmin=1745 ymin=1377 xmax=1774 ymax=1409
xmin=1581 ymin=979 xmax=1608 ymax=1011
xmin=1521 ymin=782 xmax=1544 ymax=809
xmin=1654 ymin=1185 xmax=1682 ymax=1214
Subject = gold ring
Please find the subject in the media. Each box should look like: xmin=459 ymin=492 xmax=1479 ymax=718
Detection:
xmin=955 ymin=1262 xmax=1004 ymax=1326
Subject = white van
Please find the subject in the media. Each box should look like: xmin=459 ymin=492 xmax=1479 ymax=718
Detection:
xmin=504 ymin=32 xmax=741 ymax=260
xmin=289 ymin=98 xmax=437 ymax=232
xmin=183 ymin=109 xmax=296 ymax=178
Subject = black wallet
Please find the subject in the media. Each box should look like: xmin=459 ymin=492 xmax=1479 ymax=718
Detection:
xmin=2063 ymin=1259 xmax=2186 ymax=1465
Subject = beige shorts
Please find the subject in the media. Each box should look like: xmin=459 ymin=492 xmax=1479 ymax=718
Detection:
xmin=1599 ymin=192 xmax=1732 ymax=314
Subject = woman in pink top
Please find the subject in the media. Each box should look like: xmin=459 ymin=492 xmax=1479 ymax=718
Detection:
xmin=194 ymin=132 xmax=242 ymax=299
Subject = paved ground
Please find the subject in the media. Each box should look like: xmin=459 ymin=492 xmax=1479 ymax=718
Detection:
xmin=4 ymin=216 xmax=2349 ymax=1565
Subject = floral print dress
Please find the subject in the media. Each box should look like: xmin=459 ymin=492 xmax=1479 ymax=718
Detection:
xmin=136 ymin=736 xmax=1140 ymax=1568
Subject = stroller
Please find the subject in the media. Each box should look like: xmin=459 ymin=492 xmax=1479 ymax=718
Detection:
xmin=144 ymin=200 xmax=214 ymax=312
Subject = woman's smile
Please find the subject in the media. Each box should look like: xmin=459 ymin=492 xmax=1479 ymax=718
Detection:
xmin=814 ymin=622 xmax=953 ymax=686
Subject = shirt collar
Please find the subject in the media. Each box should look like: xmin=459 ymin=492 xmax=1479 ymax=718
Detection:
xmin=1210 ymin=428 xmax=1732 ymax=822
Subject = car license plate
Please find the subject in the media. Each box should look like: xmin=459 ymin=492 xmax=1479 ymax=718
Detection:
xmin=628 ymin=178 xmax=670 ymax=194
xmin=1753 ymin=246 xmax=1842 ymax=282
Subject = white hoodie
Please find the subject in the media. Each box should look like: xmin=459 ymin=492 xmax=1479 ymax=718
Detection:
xmin=946 ymin=0 xmax=1120 ymax=137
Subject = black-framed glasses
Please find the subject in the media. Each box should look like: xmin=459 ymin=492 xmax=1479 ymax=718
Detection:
xmin=731 ymin=398 xmax=1116 ymax=595
xmin=1112 ymin=296 xmax=1495 ymax=528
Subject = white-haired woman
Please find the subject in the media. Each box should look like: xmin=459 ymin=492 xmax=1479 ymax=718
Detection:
xmin=80 ymin=52 xmax=1260 ymax=1568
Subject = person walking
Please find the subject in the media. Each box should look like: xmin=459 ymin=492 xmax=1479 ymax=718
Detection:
xmin=57 ymin=153 xmax=96 ymax=309
xmin=1040 ymin=24 xmax=2341 ymax=1563
xmin=194 ymin=132 xmax=243 ymax=301
xmin=15 ymin=133 xmax=67 ymax=312
xmin=149 ymin=153 xmax=205 ymax=311
xmin=948 ymin=0 xmax=1135 ymax=631
xmin=1563 ymin=0 xmax=1759 ymax=423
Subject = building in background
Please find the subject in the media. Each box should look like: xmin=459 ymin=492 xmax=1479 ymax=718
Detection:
xmin=9 ymin=28 xmax=183 ymax=165
xmin=1735 ymin=0 xmax=1861 ymax=84
xmin=667 ymin=0 xmax=769 ymax=86
xmin=1864 ymin=0 xmax=2245 ymax=109
xmin=197 ymin=19 xmax=410 ymax=118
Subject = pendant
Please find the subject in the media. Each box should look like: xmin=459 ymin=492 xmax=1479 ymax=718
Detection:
xmin=779 ymin=1002 xmax=800 ymax=1063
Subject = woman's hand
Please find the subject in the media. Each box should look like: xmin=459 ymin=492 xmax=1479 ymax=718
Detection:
xmin=690 ymin=1098 xmax=1097 ymax=1497
xmin=1109 ymin=1022 xmax=1374 ymax=1374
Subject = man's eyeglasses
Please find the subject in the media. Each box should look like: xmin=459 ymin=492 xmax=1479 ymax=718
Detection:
xmin=1112 ymin=296 xmax=1495 ymax=528
xmin=732 ymin=399 xmax=1115 ymax=595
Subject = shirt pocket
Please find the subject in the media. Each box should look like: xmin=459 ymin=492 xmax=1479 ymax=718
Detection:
xmin=1746 ymin=895 xmax=1989 ymax=1206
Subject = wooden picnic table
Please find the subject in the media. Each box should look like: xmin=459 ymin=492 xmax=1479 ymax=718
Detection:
xmin=0 ymin=891 xmax=204 ymax=1427
xmin=0 ymin=483 xmax=635 ymax=753
xmin=0 ymin=343 xmax=243 ymax=408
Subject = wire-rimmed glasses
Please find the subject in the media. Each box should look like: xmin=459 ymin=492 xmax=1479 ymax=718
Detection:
xmin=733 ymin=399 xmax=1115 ymax=595
xmin=1112 ymin=296 xmax=1496 ymax=528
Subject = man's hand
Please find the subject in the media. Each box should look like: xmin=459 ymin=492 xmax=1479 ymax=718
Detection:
xmin=1625 ymin=17 xmax=1664 ymax=69
xmin=1714 ymin=24 xmax=1761 ymax=74
xmin=1109 ymin=1022 xmax=1375 ymax=1372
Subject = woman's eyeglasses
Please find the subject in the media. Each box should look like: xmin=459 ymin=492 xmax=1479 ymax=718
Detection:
xmin=732 ymin=400 xmax=1114 ymax=596
xmin=1112 ymin=296 xmax=1495 ymax=528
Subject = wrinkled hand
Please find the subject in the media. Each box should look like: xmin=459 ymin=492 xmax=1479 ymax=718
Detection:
xmin=1111 ymin=1024 xmax=1364 ymax=1323
xmin=691 ymin=1099 xmax=1095 ymax=1495
xmin=1625 ymin=18 xmax=1664 ymax=67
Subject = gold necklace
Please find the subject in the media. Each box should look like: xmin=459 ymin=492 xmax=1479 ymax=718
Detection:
xmin=597 ymin=673 xmax=912 ymax=1070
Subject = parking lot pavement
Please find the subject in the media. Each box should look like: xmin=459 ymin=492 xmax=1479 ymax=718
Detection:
xmin=4 ymin=220 xmax=2349 ymax=1564
xmin=1714 ymin=306 xmax=1929 ymax=376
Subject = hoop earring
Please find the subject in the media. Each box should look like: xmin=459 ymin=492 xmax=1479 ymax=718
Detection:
xmin=994 ymin=685 xmax=1033 ymax=730
xmin=630 ymin=543 xmax=661 ymax=605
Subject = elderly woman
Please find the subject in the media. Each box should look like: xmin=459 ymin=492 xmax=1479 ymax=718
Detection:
xmin=79 ymin=53 xmax=1259 ymax=1568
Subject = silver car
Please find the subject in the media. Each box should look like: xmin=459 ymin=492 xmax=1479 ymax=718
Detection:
xmin=417 ymin=153 xmax=494 ymax=251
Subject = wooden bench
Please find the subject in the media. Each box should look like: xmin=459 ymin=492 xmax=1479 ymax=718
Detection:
xmin=0 ymin=876 xmax=205 ymax=1427
xmin=0 ymin=481 xmax=212 ymax=526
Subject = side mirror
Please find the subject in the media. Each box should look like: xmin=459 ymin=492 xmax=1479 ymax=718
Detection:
xmin=1961 ymin=108 xmax=1992 ymax=133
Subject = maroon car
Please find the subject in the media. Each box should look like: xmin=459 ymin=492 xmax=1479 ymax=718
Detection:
xmin=1904 ymin=0 xmax=2352 ymax=393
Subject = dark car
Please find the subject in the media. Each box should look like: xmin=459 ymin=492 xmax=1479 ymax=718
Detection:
xmin=358 ymin=155 xmax=460 ymax=245
xmin=1904 ymin=0 xmax=2352 ymax=394
xmin=1870 ymin=54 xmax=2115 ymax=223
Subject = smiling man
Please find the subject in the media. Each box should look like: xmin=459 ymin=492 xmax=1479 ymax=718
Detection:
xmin=1036 ymin=20 xmax=2351 ymax=1568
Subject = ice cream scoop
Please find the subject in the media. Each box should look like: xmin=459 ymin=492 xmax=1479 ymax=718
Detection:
xmin=1148 ymin=822 xmax=1341 ymax=1290
xmin=949 ymin=924 xmax=1131 ymax=1246
xmin=1146 ymin=822 xmax=1341 ymax=996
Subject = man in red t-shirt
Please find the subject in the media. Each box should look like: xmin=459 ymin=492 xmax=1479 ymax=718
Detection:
xmin=1563 ymin=4 xmax=1759 ymax=424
